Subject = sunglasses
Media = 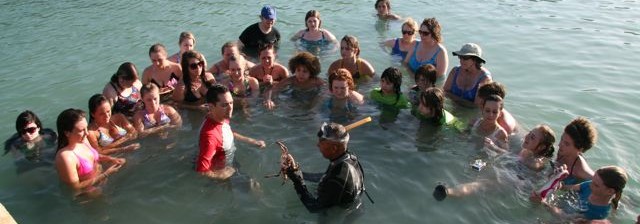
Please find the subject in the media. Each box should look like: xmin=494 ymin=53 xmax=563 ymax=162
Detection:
xmin=419 ymin=30 xmax=431 ymax=36
xmin=458 ymin=55 xmax=473 ymax=60
xmin=402 ymin=30 xmax=414 ymax=35
xmin=21 ymin=127 xmax=38 ymax=135
xmin=189 ymin=61 xmax=204 ymax=70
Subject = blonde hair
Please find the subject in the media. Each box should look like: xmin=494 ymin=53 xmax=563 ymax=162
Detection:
xmin=402 ymin=17 xmax=418 ymax=35
xmin=179 ymin=31 xmax=196 ymax=45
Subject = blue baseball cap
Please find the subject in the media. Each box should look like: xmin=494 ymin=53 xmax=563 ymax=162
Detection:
xmin=261 ymin=5 xmax=276 ymax=20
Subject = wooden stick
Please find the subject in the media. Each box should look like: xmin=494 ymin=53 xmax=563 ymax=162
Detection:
xmin=344 ymin=116 xmax=372 ymax=131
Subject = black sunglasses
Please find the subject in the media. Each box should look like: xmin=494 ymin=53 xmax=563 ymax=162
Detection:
xmin=189 ymin=61 xmax=204 ymax=70
xmin=402 ymin=30 xmax=414 ymax=35
xmin=21 ymin=127 xmax=38 ymax=135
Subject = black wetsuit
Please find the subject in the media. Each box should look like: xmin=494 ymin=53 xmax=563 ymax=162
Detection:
xmin=286 ymin=151 xmax=365 ymax=213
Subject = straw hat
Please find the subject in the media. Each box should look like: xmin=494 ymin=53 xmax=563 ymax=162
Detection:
xmin=452 ymin=43 xmax=485 ymax=63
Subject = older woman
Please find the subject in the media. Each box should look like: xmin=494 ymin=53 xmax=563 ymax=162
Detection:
xmin=168 ymin=32 xmax=207 ymax=66
xmin=209 ymin=42 xmax=255 ymax=83
xmin=404 ymin=18 xmax=448 ymax=77
xmin=87 ymin=94 xmax=139 ymax=155
xmin=291 ymin=10 xmax=338 ymax=46
xmin=443 ymin=43 xmax=492 ymax=106
xmin=327 ymin=35 xmax=375 ymax=82
xmin=55 ymin=109 xmax=125 ymax=196
xmin=173 ymin=50 xmax=215 ymax=109
xmin=102 ymin=62 xmax=143 ymax=118
xmin=375 ymin=0 xmax=400 ymax=20
xmin=142 ymin=43 xmax=182 ymax=102
xmin=383 ymin=17 xmax=418 ymax=60
xmin=248 ymin=45 xmax=289 ymax=90
xmin=133 ymin=83 xmax=182 ymax=138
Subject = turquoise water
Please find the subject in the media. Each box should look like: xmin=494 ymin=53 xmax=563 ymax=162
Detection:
xmin=1 ymin=0 xmax=639 ymax=223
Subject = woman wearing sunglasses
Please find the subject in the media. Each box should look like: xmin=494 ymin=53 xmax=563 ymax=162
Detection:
xmin=403 ymin=18 xmax=448 ymax=77
xmin=4 ymin=110 xmax=57 ymax=172
xmin=173 ymin=50 xmax=216 ymax=110
xmin=382 ymin=17 xmax=418 ymax=60
xmin=443 ymin=43 xmax=492 ymax=107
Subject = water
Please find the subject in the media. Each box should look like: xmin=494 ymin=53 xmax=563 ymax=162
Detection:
xmin=1 ymin=0 xmax=639 ymax=223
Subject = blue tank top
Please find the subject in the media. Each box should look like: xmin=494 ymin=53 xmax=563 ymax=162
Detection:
xmin=449 ymin=67 xmax=490 ymax=102
xmin=408 ymin=43 xmax=440 ymax=73
xmin=391 ymin=38 xmax=408 ymax=59
xmin=578 ymin=181 xmax=611 ymax=220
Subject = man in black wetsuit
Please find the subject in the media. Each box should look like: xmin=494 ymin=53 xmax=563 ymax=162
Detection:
xmin=285 ymin=122 xmax=367 ymax=213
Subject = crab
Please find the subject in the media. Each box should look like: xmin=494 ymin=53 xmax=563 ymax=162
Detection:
xmin=264 ymin=141 xmax=297 ymax=185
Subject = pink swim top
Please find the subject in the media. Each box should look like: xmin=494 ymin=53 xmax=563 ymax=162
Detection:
xmin=73 ymin=143 xmax=100 ymax=177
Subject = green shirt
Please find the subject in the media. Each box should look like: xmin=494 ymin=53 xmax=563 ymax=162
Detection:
xmin=369 ymin=88 xmax=411 ymax=109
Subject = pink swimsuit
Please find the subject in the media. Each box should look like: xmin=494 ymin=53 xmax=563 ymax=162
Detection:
xmin=73 ymin=143 xmax=100 ymax=177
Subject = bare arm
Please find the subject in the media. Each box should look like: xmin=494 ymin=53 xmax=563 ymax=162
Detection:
xmin=233 ymin=132 xmax=265 ymax=148
xmin=291 ymin=29 xmax=305 ymax=41
xmin=349 ymin=90 xmax=365 ymax=105
xmin=435 ymin=44 xmax=449 ymax=77
xmin=359 ymin=59 xmax=376 ymax=79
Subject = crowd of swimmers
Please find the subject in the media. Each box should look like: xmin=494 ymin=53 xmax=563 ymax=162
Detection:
xmin=3 ymin=1 xmax=637 ymax=223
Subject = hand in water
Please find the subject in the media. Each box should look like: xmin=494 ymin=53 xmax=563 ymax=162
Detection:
xmin=125 ymin=143 xmax=141 ymax=152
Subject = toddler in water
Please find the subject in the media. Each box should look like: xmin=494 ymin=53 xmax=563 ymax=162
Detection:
xmin=476 ymin=82 xmax=518 ymax=135
xmin=470 ymin=94 xmax=509 ymax=151
xmin=417 ymin=87 xmax=458 ymax=126
xmin=531 ymin=166 xmax=628 ymax=222
xmin=370 ymin=67 xmax=410 ymax=109
xmin=264 ymin=52 xmax=325 ymax=110
xmin=409 ymin=64 xmax=437 ymax=117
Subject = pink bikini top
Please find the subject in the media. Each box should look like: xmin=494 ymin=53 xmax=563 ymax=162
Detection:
xmin=72 ymin=143 xmax=100 ymax=177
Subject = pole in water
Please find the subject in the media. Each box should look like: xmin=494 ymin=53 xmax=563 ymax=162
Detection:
xmin=344 ymin=116 xmax=372 ymax=131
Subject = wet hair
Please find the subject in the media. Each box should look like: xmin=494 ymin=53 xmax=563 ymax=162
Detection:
xmin=149 ymin=43 xmax=167 ymax=55
xmin=415 ymin=64 xmax=437 ymax=88
xmin=178 ymin=31 xmax=196 ymax=45
xmin=402 ymin=17 xmax=418 ymax=34
xmin=534 ymin=124 xmax=556 ymax=158
xmin=305 ymin=10 xmax=322 ymax=30
xmin=477 ymin=82 xmax=506 ymax=99
xmin=258 ymin=43 xmax=275 ymax=56
xmin=482 ymin=94 xmax=504 ymax=110
xmin=205 ymin=84 xmax=230 ymax=104
xmin=380 ymin=67 xmax=403 ymax=104
xmin=595 ymin=166 xmax=628 ymax=210
xmin=181 ymin=50 xmax=206 ymax=92
xmin=140 ymin=83 xmax=160 ymax=98
xmin=374 ymin=0 xmax=391 ymax=10
xmin=328 ymin=68 xmax=355 ymax=91
xmin=56 ymin=108 xmax=86 ymax=151
xmin=564 ymin=117 xmax=598 ymax=152
xmin=289 ymin=52 xmax=321 ymax=78
xmin=15 ymin=110 xmax=42 ymax=134
xmin=221 ymin=41 xmax=238 ymax=55
xmin=421 ymin=18 xmax=442 ymax=43
xmin=88 ymin=94 xmax=109 ymax=123
xmin=341 ymin=35 xmax=361 ymax=57
xmin=109 ymin=62 xmax=138 ymax=86
xmin=420 ymin=87 xmax=445 ymax=126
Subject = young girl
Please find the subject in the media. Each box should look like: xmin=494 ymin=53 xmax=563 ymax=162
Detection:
xmin=470 ymin=94 xmax=508 ymax=151
xmin=142 ymin=43 xmax=182 ymax=102
xmin=168 ymin=32 xmax=207 ymax=66
xmin=370 ymin=67 xmax=410 ymax=109
xmin=417 ymin=87 xmax=457 ymax=126
xmin=556 ymin=117 xmax=598 ymax=185
xmin=374 ymin=0 xmax=401 ymax=20
xmin=133 ymin=83 xmax=182 ymax=138
xmin=172 ymin=50 xmax=215 ymax=110
xmin=325 ymin=68 xmax=364 ymax=122
xmin=433 ymin=125 xmax=555 ymax=201
xmin=226 ymin=55 xmax=260 ymax=99
xmin=531 ymin=166 xmax=628 ymax=221
xmin=4 ymin=110 xmax=57 ymax=167
xmin=291 ymin=10 xmax=338 ymax=47
xmin=264 ymin=52 xmax=325 ymax=110
xmin=248 ymin=45 xmax=289 ymax=90
xmin=409 ymin=64 xmax=437 ymax=117
xmin=327 ymin=35 xmax=375 ymax=82
xmin=87 ymin=94 xmax=140 ymax=155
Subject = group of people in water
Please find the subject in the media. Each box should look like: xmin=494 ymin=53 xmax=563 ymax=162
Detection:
xmin=3 ymin=1 xmax=636 ymax=223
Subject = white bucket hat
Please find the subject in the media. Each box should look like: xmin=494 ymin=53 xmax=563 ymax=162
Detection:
xmin=452 ymin=43 xmax=485 ymax=63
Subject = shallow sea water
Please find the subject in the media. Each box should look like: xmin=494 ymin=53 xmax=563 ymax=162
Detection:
xmin=0 ymin=0 xmax=639 ymax=223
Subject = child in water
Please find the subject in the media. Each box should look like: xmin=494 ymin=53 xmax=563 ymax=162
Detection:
xmin=370 ymin=67 xmax=410 ymax=109
xmin=417 ymin=87 xmax=458 ymax=126
xmin=470 ymin=94 xmax=509 ymax=151
xmin=4 ymin=110 xmax=57 ymax=163
xmin=530 ymin=166 xmax=628 ymax=222
xmin=264 ymin=52 xmax=325 ymax=110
